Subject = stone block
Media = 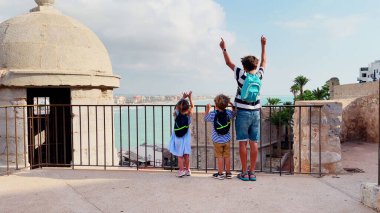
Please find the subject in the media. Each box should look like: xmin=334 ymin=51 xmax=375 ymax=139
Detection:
xmin=361 ymin=183 xmax=380 ymax=212
xmin=293 ymin=101 xmax=343 ymax=174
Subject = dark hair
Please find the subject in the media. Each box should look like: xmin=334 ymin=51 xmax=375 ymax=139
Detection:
xmin=241 ymin=55 xmax=259 ymax=71
xmin=177 ymin=99 xmax=190 ymax=113
xmin=214 ymin=94 xmax=230 ymax=110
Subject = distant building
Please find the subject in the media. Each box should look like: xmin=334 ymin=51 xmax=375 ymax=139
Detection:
xmin=357 ymin=60 xmax=380 ymax=83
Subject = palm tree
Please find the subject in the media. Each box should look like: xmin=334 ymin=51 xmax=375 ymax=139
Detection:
xmin=293 ymin=75 xmax=309 ymax=98
xmin=312 ymin=87 xmax=325 ymax=100
xmin=290 ymin=84 xmax=300 ymax=103
xmin=266 ymin=97 xmax=281 ymax=106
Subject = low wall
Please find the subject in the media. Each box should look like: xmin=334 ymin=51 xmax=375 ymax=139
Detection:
xmin=332 ymin=81 xmax=378 ymax=99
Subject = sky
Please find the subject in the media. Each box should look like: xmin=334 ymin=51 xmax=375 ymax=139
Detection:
xmin=0 ymin=0 xmax=379 ymax=97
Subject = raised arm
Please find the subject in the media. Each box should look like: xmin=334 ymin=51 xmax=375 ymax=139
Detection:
xmin=220 ymin=38 xmax=235 ymax=71
xmin=260 ymin=35 xmax=267 ymax=69
xmin=187 ymin=91 xmax=194 ymax=114
xmin=205 ymin=104 xmax=211 ymax=116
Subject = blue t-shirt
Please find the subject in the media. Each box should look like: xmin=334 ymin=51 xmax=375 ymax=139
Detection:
xmin=204 ymin=109 xmax=235 ymax=143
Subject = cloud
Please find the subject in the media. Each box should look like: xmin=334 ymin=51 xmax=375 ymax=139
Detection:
xmin=277 ymin=14 xmax=367 ymax=38
xmin=54 ymin=0 xmax=236 ymax=95
xmin=0 ymin=0 xmax=237 ymax=95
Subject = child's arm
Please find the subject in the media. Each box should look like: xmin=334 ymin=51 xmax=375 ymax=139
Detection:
xmin=228 ymin=102 xmax=237 ymax=118
xmin=205 ymin=104 xmax=211 ymax=116
xmin=260 ymin=35 xmax=267 ymax=69
xmin=188 ymin=91 xmax=194 ymax=115
xmin=220 ymin=38 xmax=235 ymax=71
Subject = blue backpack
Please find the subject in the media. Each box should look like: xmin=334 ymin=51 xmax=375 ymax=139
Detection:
xmin=241 ymin=73 xmax=261 ymax=103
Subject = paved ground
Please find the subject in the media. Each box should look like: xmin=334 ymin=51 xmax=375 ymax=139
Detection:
xmin=0 ymin=141 xmax=377 ymax=213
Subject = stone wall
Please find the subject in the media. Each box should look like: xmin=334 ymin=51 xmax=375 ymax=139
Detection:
xmin=293 ymin=101 xmax=344 ymax=174
xmin=71 ymin=88 xmax=119 ymax=166
xmin=332 ymin=81 xmax=378 ymax=99
xmin=340 ymin=95 xmax=379 ymax=143
xmin=0 ymin=88 xmax=28 ymax=171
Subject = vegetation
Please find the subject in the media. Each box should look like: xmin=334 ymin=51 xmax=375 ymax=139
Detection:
xmin=267 ymin=101 xmax=294 ymax=156
xmin=290 ymin=84 xmax=300 ymax=102
xmin=291 ymin=75 xmax=330 ymax=101
xmin=266 ymin=97 xmax=282 ymax=106
xmin=293 ymin=75 xmax=309 ymax=97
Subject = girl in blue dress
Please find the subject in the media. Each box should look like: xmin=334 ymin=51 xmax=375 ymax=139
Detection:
xmin=169 ymin=91 xmax=194 ymax=178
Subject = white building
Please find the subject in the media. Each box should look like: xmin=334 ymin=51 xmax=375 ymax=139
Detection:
xmin=357 ymin=60 xmax=380 ymax=83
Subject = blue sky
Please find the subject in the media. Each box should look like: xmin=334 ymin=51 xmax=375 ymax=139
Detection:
xmin=215 ymin=0 xmax=380 ymax=95
xmin=0 ymin=0 xmax=379 ymax=97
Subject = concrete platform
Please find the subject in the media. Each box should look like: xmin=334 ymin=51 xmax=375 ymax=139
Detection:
xmin=0 ymin=140 xmax=376 ymax=213
xmin=0 ymin=168 xmax=374 ymax=213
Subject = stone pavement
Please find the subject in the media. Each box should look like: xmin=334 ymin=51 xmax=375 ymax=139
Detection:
xmin=0 ymin=141 xmax=376 ymax=213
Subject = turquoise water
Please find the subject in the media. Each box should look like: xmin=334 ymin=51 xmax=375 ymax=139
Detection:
xmin=114 ymin=96 xmax=293 ymax=151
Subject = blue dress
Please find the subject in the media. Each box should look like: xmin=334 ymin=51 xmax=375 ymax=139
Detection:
xmin=168 ymin=112 xmax=191 ymax=157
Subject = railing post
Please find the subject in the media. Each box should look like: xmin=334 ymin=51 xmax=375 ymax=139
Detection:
xmin=71 ymin=106 xmax=74 ymax=170
xmin=5 ymin=107 xmax=9 ymax=174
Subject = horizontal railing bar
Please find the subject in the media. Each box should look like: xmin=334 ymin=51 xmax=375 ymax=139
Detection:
xmin=0 ymin=104 xmax=324 ymax=108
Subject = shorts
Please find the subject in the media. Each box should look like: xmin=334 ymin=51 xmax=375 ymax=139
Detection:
xmin=235 ymin=109 xmax=260 ymax=142
xmin=213 ymin=142 xmax=230 ymax=158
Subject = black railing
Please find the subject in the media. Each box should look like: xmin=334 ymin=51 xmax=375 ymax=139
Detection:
xmin=0 ymin=104 xmax=323 ymax=176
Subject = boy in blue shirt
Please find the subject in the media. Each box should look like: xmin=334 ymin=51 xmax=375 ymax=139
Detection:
xmin=204 ymin=94 xmax=236 ymax=180
xmin=219 ymin=36 xmax=267 ymax=181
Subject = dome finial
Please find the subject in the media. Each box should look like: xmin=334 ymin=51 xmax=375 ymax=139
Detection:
xmin=35 ymin=0 xmax=55 ymax=7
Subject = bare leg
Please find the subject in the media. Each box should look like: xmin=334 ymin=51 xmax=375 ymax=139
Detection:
xmin=184 ymin=154 xmax=190 ymax=171
xmin=178 ymin=156 xmax=184 ymax=171
xmin=249 ymin=141 xmax=258 ymax=172
xmin=217 ymin=157 xmax=223 ymax=174
xmin=239 ymin=141 xmax=248 ymax=173
xmin=225 ymin=157 xmax=231 ymax=173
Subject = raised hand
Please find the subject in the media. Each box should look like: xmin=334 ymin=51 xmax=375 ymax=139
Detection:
xmin=206 ymin=104 xmax=211 ymax=112
xmin=182 ymin=92 xmax=188 ymax=99
xmin=188 ymin=91 xmax=192 ymax=98
xmin=219 ymin=37 xmax=226 ymax=50
xmin=261 ymin=35 xmax=267 ymax=46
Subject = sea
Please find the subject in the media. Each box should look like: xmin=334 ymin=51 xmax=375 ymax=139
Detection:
xmin=114 ymin=95 xmax=293 ymax=152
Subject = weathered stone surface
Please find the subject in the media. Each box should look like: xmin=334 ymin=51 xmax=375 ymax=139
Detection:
xmin=340 ymin=94 xmax=379 ymax=143
xmin=71 ymin=89 xmax=118 ymax=166
xmin=332 ymin=81 xmax=378 ymax=100
xmin=361 ymin=183 xmax=380 ymax=212
xmin=0 ymin=89 xmax=28 ymax=169
xmin=293 ymin=101 xmax=344 ymax=174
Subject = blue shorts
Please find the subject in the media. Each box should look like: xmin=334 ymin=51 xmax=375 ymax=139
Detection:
xmin=235 ymin=109 xmax=260 ymax=142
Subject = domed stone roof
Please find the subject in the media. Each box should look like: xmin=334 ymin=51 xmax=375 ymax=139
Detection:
xmin=0 ymin=0 xmax=119 ymax=88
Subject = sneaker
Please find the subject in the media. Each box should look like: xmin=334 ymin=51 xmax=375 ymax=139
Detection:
xmin=212 ymin=172 xmax=225 ymax=180
xmin=177 ymin=170 xmax=186 ymax=178
xmin=237 ymin=172 xmax=249 ymax=181
xmin=249 ymin=172 xmax=257 ymax=181
xmin=225 ymin=172 xmax=232 ymax=179
xmin=185 ymin=169 xmax=191 ymax=176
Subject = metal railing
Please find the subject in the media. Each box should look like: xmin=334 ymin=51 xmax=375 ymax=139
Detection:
xmin=0 ymin=104 xmax=323 ymax=176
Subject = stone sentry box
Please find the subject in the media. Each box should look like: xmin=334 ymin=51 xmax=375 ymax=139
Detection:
xmin=293 ymin=101 xmax=344 ymax=174
xmin=0 ymin=0 xmax=120 ymax=171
